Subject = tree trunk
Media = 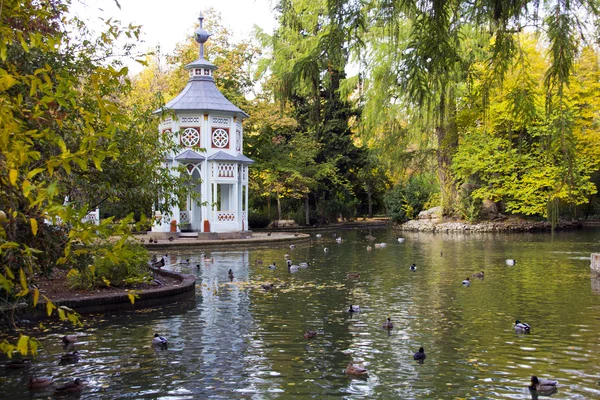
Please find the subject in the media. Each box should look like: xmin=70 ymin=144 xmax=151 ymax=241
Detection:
xmin=267 ymin=195 xmax=271 ymax=219
xmin=367 ymin=185 xmax=373 ymax=218
xmin=304 ymin=194 xmax=310 ymax=226
xmin=276 ymin=191 xmax=282 ymax=221
xmin=436 ymin=87 xmax=458 ymax=215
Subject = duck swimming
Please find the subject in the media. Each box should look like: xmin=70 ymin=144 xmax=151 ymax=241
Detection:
xmin=529 ymin=376 xmax=558 ymax=391
xmin=268 ymin=262 xmax=277 ymax=270
xmin=62 ymin=335 xmax=77 ymax=344
xmin=397 ymin=238 xmax=405 ymax=243
xmin=287 ymin=260 xmax=300 ymax=273
xmin=514 ymin=320 xmax=531 ymax=333
xmin=346 ymin=272 xmax=360 ymax=279
xmin=506 ymin=259 xmax=516 ymax=266
xmin=55 ymin=378 xmax=84 ymax=393
xmin=228 ymin=269 xmax=234 ymax=281
xmin=299 ymin=262 xmax=310 ymax=269
xmin=462 ymin=277 xmax=471 ymax=285
xmin=410 ymin=263 xmax=417 ymax=271
xmin=382 ymin=317 xmax=393 ymax=329
xmin=472 ymin=271 xmax=484 ymax=278
xmin=345 ymin=362 xmax=368 ymax=376
xmin=303 ymin=330 xmax=318 ymax=339
xmin=29 ymin=377 xmax=53 ymax=389
xmin=348 ymin=305 xmax=360 ymax=313
xmin=5 ymin=358 xmax=31 ymax=368
xmin=152 ymin=333 xmax=168 ymax=345
xmin=60 ymin=351 xmax=80 ymax=363
xmin=413 ymin=347 xmax=426 ymax=360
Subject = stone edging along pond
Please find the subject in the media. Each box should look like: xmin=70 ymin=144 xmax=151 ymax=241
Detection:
xmin=396 ymin=218 xmax=583 ymax=233
xmin=29 ymin=268 xmax=196 ymax=317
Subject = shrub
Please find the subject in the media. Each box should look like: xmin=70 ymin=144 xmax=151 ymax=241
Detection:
xmin=384 ymin=174 xmax=439 ymax=223
xmin=248 ymin=210 xmax=271 ymax=229
xmin=67 ymin=242 xmax=150 ymax=289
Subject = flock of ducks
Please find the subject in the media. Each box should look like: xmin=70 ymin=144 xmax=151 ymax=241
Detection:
xmin=5 ymin=335 xmax=86 ymax=392
xmin=8 ymin=235 xmax=552 ymax=394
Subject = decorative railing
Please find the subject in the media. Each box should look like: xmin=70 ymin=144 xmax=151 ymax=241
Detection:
xmin=216 ymin=212 xmax=236 ymax=222
xmin=217 ymin=163 xmax=236 ymax=178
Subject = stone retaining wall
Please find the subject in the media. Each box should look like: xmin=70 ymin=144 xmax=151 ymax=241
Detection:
xmin=29 ymin=269 xmax=196 ymax=317
xmin=396 ymin=219 xmax=582 ymax=233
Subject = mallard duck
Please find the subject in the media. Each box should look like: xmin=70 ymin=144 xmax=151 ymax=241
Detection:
xmin=287 ymin=262 xmax=300 ymax=274
xmin=299 ymin=262 xmax=310 ymax=269
xmin=529 ymin=376 xmax=558 ymax=391
xmin=55 ymin=378 xmax=84 ymax=393
xmin=180 ymin=259 xmax=190 ymax=265
xmin=196 ymin=264 xmax=201 ymax=270
xmin=345 ymin=362 xmax=368 ymax=376
xmin=366 ymin=245 xmax=372 ymax=251
xmin=152 ymin=333 xmax=168 ymax=345
xmin=261 ymin=283 xmax=273 ymax=290
xmin=151 ymin=254 xmax=157 ymax=262
xmin=462 ymin=277 xmax=471 ymax=285
xmin=303 ymin=330 xmax=318 ymax=339
xmin=62 ymin=335 xmax=77 ymax=344
xmin=168 ymin=236 xmax=174 ymax=242
xmin=336 ymin=237 xmax=343 ymax=243
xmin=315 ymin=234 xmax=322 ymax=238
xmin=514 ymin=320 xmax=531 ymax=333
xmin=201 ymin=253 xmax=214 ymax=262
xmin=410 ymin=263 xmax=417 ymax=271
xmin=289 ymin=244 xmax=295 ymax=249
xmin=255 ymin=259 xmax=263 ymax=265
xmin=382 ymin=317 xmax=393 ymax=329
xmin=346 ymin=272 xmax=360 ymax=279
xmin=29 ymin=376 xmax=53 ymax=389
xmin=506 ymin=259 xmax=516 ymax=266
xmin=397 ymin=238 xmax=405 ymax=243
xmin=60 ymin=351 xmax=80 ymax=362
xmin=284 ymin=254 xmax=290 ymax=260
xmin=152 ymin=257 xmax=165 ymax=268
xmin=323 ymin=247 xmax=329 ymax=252
xmin=348 ymin=304 xmax=360 ymax=313
xmin=472 ymin=271 xmax=484 ymax=278
xmin=268 ymin=262 xmax=276 ymax=270
xmin=228 ymin=269 xmax=234 ymax=281
xmin=413 ymin=347 xmax=426 ymax=360
xmin=5 ymin=358 xmax=31 ymax=368
xmin=267 ymin=232 xmax=272 ymax=236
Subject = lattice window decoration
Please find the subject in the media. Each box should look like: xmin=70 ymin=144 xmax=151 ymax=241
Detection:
xmin=161 ymin=117 xmax=172 ymax=126
xmin=217 ymin=212 xmax=235 ymax=222
xmin=236 ymin=129 xmax=241 ymax=151
xmin=217 ymin=163 xmax=235 ymax=178
xmin=180 ymin=211 xmax=190 ymax=223
xmin=181 ymin=127 xmax=200 ymax=147
xmin=204 ymin=69 xmax=210 ymax=75
xmin=236 ymin=120 xmax=242 ymax=130
xmin=212 ymin=117 xmax=230 ymax=125
xmin=212 ymin=128 xmax=229 ymax=148
xmin=180 ymin=116 xmax=200 ymax=124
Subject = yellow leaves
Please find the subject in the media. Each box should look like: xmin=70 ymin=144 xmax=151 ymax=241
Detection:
xmin=16 ymin=268 xmax=29 ymax=297
xmin=30 ymin=218 xmax=38 ymax=236
xmin=33 ymin=287 xmax=39 ymax=307
xmin=67 ymin=269 xmax=79 ymax=279
xmin=43 ymin=295 xmax=56 ymax=316
xmin=9 ymin=169 xmax=17 ymax=186
xmin=17 ymin=335 xmax=29 ymax=355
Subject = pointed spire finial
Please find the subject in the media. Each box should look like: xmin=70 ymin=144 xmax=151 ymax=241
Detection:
xmin=194 ymin=10 xmax=211 ymax=60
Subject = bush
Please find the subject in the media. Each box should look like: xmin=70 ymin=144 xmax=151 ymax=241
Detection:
xmin=67 ymin=242 xmax=150 ymax=289
xmin=384 ymin=174 xmax=439 ymax=223
xmin=248 ymin=210 xmax=271 ymax=229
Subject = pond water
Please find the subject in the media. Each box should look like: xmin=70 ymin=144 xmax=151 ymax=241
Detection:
xmin=2 ymin=227 xmax=600 ymax=399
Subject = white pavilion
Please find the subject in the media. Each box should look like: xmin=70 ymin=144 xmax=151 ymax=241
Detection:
xmin=151 ymin=12 xmax=253 ymax=237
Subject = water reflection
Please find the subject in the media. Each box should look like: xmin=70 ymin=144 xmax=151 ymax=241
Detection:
xmin=2 ymin=228 xmax=600 ymax=398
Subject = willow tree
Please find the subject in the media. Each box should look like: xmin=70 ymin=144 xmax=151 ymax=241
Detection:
xmin=357 ymin=0 xmax=599 ymax=217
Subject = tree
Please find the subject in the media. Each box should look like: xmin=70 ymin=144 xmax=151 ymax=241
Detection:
xmin=0 ymin=0 xmax=182 ymax=356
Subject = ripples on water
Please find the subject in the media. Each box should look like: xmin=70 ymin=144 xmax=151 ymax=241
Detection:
xmin=2 ymin=228 xmax=600 ymax=399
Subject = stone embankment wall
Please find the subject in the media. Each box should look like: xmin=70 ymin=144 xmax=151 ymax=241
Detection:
xmin=395 ymin=207 xmax=582 ymax=232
